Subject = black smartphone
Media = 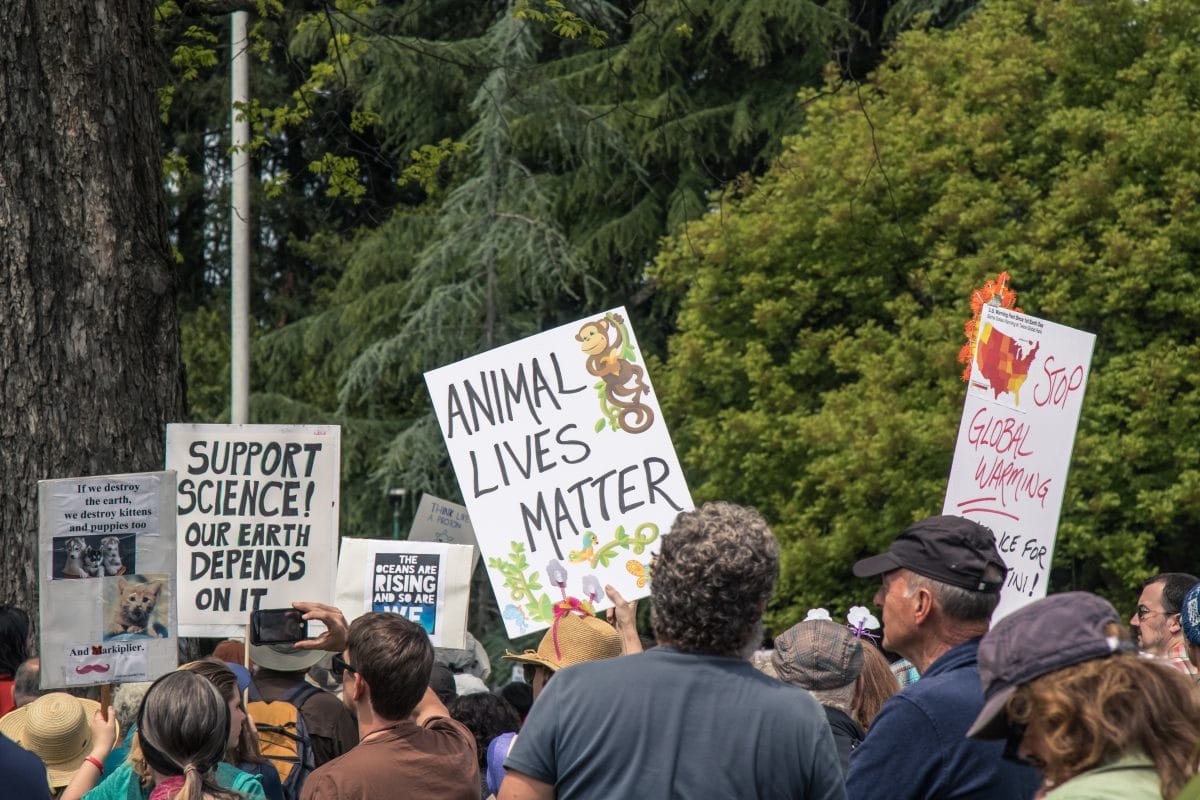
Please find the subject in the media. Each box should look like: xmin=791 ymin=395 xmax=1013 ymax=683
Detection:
xmin=250 ymin=608 xmax=308 ymax=645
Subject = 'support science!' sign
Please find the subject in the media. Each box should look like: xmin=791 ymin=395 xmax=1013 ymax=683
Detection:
xmin=335 ymin=538 xmax=473 ymax=649
xmin=425 ymin=307 xmax=694 ymax=638
xmin=38 ymin=471 xmax=178 ymax=689
xmin=167 ymin=424 xmax=341 ymax=637
xmin=943 ymin=304 xmax=1095 ymax=620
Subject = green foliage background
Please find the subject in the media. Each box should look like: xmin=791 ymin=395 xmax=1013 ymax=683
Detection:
xmin=163 ymin=0 xmax=1200 ymax=660
xmin=653 ymin=0 xmax=1200 ymax=628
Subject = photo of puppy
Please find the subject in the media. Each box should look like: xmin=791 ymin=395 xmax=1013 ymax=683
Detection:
xmin=61 ymin=537 xmax=89 ymax=578
xmin=82 ymin=546 xmax=104 ymax=577
xmin=99 ymin=536 xmax=126 ymax=576
xmin=103 ymin=575 xmax=168 ymax=640
xmin=52 ymin=533 xmax=137 ymax=581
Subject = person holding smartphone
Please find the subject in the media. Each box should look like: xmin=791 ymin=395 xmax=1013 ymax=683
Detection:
xmin=289 ymin=602 xmax=479 ymax=800
xmin=248 ymin=611 xmax=358 ymax=773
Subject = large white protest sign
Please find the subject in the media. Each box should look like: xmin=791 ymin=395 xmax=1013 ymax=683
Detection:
xmin=425 ymin=307 xmax=694 ymax=638
xmin=38 ymin=471 xmax=178 ymax=689
xmin=944 ymin=304 xmax=1095 ymax=619
xmin=335 ymin=538 xmax=473 ymax=649
xmin=408 ymin=494 xmax=479 ymax=572
xmin=167 ymin=424 xmax=340 ymax=637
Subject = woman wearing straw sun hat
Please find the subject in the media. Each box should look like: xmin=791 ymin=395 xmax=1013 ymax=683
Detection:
xmin=503 ymin=609 xmax=623 ymax=700
xmin=0 ymin=692 xmax=115 ymax=794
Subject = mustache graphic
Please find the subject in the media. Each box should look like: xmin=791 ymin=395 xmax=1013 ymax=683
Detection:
xmin=74 ymin=664 xmax=111 ymax=675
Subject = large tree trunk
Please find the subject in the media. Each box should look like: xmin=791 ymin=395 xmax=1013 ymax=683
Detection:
xmin=0 ymin=0 xmax=183 ymax=623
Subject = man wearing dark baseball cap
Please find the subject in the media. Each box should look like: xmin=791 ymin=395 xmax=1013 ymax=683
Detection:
xmin=845 ymin=515 xmax=1040 ymax=800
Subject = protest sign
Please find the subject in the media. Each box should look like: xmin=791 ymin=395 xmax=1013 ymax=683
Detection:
xmin=166 ymin=424 xmax=340 ymax=637
xmin=408 ymin=494 xmax=480 ymax=572
xmin=943 ymin=304 xmax=1095 ymax=619
xmin=425 ymin=307 xmax=694 ymax=638
xmin=334 ymin=538 xmax=473 ymax=649
xmin=38 ymin=471 xmax=178 ymax=689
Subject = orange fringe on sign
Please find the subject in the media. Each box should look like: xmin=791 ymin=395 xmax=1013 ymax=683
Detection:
xmin=958 ymin=272 xmax=1022 ymax=381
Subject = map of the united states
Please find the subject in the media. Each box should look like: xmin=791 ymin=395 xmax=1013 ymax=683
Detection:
xmin=975 ymin=323 xmax=1040 ymax=406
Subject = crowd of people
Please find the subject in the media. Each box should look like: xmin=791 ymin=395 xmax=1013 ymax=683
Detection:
xmin=3 ymin=504 xmax=1200 ymax=799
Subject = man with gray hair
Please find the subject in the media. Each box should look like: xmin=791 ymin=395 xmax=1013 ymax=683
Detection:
xmin=499 ymin=502 xmax=845 ymax=800
xmin=846 ymin=515 xmax=1040 ymax=800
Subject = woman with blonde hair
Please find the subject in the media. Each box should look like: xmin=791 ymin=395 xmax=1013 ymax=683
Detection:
xmin=852 ymin=643 xmax=897 ymax=731
xmin=968 ymin=592 xmax=1200 ymax=799
xmin=62 ymin=670 xmax=265 ymax=800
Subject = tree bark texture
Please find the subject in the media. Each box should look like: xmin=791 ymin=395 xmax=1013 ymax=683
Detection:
xmin=0 ymin=0 xmax=183 ymax=623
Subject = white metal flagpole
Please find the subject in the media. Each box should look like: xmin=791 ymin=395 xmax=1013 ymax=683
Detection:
xmin=230 ymin=10 xmax=250 ymax=425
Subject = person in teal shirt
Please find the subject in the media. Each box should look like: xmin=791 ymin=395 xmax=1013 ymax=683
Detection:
xmin=60 ymin=671 xmax=266 ymax=800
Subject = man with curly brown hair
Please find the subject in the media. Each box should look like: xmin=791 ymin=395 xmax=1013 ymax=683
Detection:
xmin=499 ymin=502 xmax=845 ymax=800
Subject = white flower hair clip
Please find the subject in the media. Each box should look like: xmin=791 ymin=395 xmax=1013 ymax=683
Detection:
xmin=847 ymin=605 xmax=880 ymax=642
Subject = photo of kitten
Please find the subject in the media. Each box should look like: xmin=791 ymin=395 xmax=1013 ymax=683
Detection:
xmin=103 ymin=574 xmax=169 ymax=640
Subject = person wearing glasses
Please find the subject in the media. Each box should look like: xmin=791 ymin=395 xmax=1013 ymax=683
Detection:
xmin=291 ymin=604 xmax=479 ymax=800
xmin=968 ymin=592 xmax=1200 ymax=799
xmin=1130 ymin=572 xmax=1199 ymax=678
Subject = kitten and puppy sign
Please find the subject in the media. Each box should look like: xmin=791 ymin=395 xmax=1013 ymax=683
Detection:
xmin=38 ymin=472 xmax=178 ymax=689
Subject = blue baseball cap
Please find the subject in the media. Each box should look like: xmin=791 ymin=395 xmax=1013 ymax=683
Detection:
xmin=1181 ymin=582 xmax=1200 ymax=646
xmin=225 ymin=661 xmax=252 ymax=692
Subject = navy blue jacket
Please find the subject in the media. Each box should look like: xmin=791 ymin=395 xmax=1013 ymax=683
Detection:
xmin=1 ymin=733 xmax=51 ymax=800
xmin=846 ymin=638 xmax=1040 ymax=800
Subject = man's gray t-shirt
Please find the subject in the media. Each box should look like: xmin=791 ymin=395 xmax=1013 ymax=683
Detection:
xmin=505 ymin=646 xmax=846 ymax=800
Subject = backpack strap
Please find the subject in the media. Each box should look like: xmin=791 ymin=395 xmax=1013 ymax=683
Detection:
xmin=283 ymin=681 xmax=321 ymax=710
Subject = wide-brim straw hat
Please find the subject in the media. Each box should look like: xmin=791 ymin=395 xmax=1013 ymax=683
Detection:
xmin=0 ymin=692 xmax=117 ymax=788
xmin=504 ymin=612 xmax=622 ymax=672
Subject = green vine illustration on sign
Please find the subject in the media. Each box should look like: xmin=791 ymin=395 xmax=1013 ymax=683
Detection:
xmin=488 ymin=541 xmax=556 ymax=624
xmin=568 ymin=523 xmax=659 ymax=569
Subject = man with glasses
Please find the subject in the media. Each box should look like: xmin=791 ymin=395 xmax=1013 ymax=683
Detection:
xmin=1130 ymin=572 xmax=1199 ymax=678
xmin=291 ymin=604 xmax=479 ymax=800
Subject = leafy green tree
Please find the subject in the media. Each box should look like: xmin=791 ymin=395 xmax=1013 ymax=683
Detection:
xmin=652 ymin=0 xmax=1200 ymax=628
xmin=167 ymin=0 xmax=983 ymax=662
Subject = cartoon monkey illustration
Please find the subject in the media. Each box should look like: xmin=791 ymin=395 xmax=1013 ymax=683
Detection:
xmin=576 ymin=313 xmax=655 ymax=434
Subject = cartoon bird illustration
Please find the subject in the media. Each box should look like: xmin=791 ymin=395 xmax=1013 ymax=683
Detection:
xmin=568 ymin=532 xmax=599 ymax=564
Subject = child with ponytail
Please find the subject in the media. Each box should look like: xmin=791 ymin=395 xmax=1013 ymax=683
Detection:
xmin=62 ymin=670 xmax=265 ymax=800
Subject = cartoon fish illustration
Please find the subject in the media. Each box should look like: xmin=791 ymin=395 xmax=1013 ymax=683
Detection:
xmin=568 ymin=532 xmax=598 ymax=564
xmin=502 ymin=604 xmax=529 ymax=634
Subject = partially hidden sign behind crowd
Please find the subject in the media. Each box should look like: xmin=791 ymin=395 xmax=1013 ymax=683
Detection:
xmin=944 ymin=304 xmax=1096 ymax=620
xmin=425 ymin=307 xmax=694 ymax=638
xmin=37 ymin=471 xmax=179 ymax=689
xmin=166 ymin=424 xmax=341 ymax=637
